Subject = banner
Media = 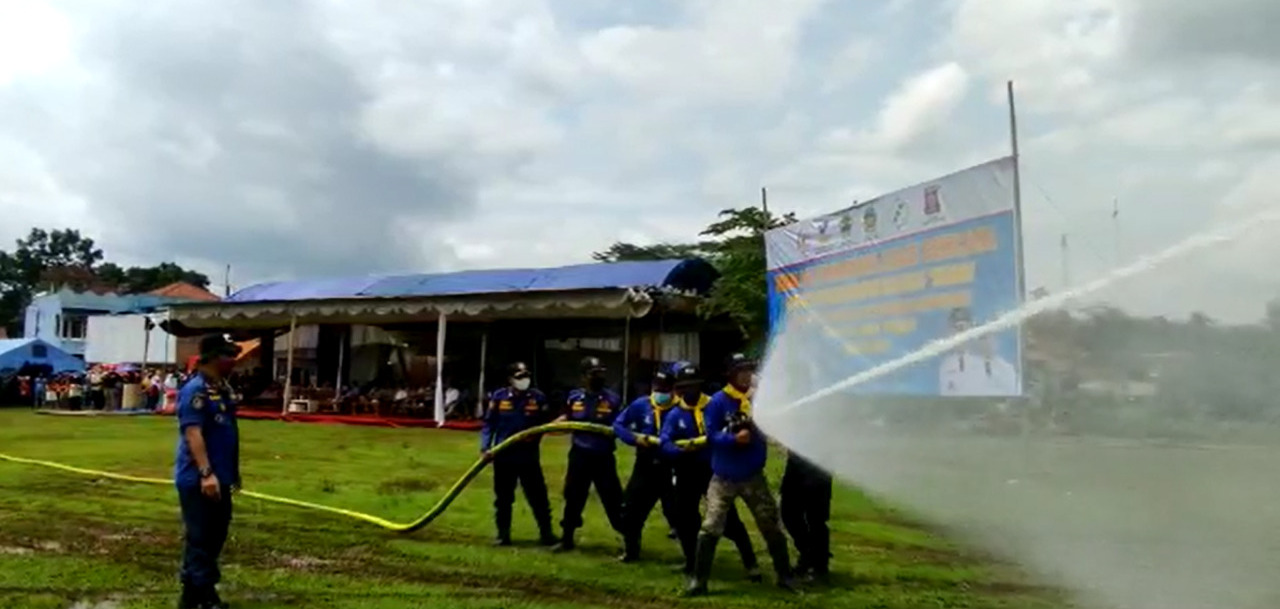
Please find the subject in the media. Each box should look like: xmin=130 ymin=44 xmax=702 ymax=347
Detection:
xmin=765 ymin=157 xmax=1023 ymax=397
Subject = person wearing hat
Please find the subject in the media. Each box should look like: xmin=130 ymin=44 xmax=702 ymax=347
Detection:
xmin=612 ymin=362 xmax=681 ymax=562
xmin=480 ymin=361 xmax=557 ymax=547
xmin=939 ymin=306 xmax=1018 ymax=396
xmin=551 ymin=355 xmax=625 ymax=552
xmin=659 ymin=361 xmax=762 ymax=582
xmin=683 ymin=353 xmax=794 ymax=596
xmin=174 ymin=334 xmax=241 ymax=609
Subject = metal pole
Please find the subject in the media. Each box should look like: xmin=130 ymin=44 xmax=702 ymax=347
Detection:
xmin=433 ymin=312 xmax=447 ymax=427
xmin=476 ymin=330 xmax=488 ymax=418
xmin=335 ymin=326 xmax=346 ymax=398
xmin=621 ymin=314 xmax=632 ymax=403
xmin=1007 ymin=80 xmax=1028 ymax=381
xmin=282 ymin=315 xmax=297 ymax=414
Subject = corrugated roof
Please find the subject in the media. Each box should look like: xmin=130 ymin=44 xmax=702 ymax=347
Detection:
xmin=225 ymin=259 xmax=720 ymax=304
xmin=149 ymin=282 xmax=221 ymax=302
xmin=36 ymin=288 xmax=205 ymax=313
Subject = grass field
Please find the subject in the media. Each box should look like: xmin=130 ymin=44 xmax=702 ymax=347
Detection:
xmin=0 ymin=409 xmax=1064 ymax=609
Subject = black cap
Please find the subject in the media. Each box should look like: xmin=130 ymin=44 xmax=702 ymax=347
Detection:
xmin=725 ymin=352 xmax=756 ymax=372
xmin=672 ymin=361 xmax=701 ymax=385
xmin=198 ymin=334 xmax=240 ymax=361
xmin=580 ymin=356 xmax=605 ymax=375
xmin=508 ymin=362 xmax=531 ymax=379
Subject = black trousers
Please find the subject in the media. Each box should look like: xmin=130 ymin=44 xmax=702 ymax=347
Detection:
xmin=492 ymin=444 xmax=553 ymax=537
xmin=620 ymin=451 xmax=676 ymax=553
xmin=672 ymin=458 xmax=757 ymax=570
xmin=780 ymin=462 xmax=833 ymax=574
xmin=561 ymin=446 xmax=624 ymax=532
xmin=178 ymin=486 xmax=233 ymax=590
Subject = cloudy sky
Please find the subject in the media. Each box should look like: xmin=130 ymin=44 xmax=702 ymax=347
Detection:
xmin=0 ymin=0 xmax=1277 ymax=321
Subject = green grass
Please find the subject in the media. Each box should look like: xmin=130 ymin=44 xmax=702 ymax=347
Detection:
xmin=0 ymin=410 xmax=1064 ymax=609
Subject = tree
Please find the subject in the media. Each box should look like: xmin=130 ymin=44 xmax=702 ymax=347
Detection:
xmin=95 ymin=261 xmax=211 ymax=293
xmin=0 ymin=227 xmax=213 ymax=335
xmin=591 ymin=242 xmax=708 ymax=262
xmin=593 ymin=206 xmax=796 ymax=345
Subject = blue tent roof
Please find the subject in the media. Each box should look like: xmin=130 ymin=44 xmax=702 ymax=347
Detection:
xmin=0 ymin=338 xmax=86 ymax=374
xmin=226 ymin=259 xmax=720 ymax=304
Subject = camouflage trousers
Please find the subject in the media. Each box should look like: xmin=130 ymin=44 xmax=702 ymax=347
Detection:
xmin=701 ymin=472 xmax=784 ymax=539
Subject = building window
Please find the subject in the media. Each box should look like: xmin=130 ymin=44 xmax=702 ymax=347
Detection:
xmin=60 ymin=315 xmax=87 ymax=340
xmin=31 ymin=344 xmax=48 ymax=358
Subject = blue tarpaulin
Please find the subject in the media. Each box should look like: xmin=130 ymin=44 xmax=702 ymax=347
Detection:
xmin=226 ymin=259 xmax=719 ymax=304
xmin=0 ymin=339 xmax=87 ymax=374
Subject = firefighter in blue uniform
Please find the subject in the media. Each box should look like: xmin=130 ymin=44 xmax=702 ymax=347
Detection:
xmin=552 ymin=356 xmax=626 ymax=552
xmin=480 ymin=361 xmax=557 ymax=547
xmin=174 ymin=334 xmax=241 ymax=609
xmin=658 ymin=361 xmax=761 ymax=582
xmin=613 ymin=363 xmax=679 ymax=562
xmin=683 ymin=353 xmax=793 ymax=596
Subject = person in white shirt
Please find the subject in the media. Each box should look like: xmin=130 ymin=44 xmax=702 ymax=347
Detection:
xmin=938 ymin=307 xmax=1018 ymax=397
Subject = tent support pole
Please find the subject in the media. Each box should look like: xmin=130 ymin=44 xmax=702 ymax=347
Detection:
xmin=433 ymin=312 xmax=448 ymax=427
xmin=621 ymin=313 xmax=632 ymax=403
xmin=282 ymin=315 xmax=297 ymax=415
xmin=476 ymin=330 xmax=488 ymax=418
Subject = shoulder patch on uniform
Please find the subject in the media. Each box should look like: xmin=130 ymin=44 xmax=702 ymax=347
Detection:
xmin=192 ymin=394 xmax=206 ymax=411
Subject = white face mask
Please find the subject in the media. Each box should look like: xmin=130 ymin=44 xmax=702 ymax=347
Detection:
xmin=512 ymin=378 xmax=531 ymax=391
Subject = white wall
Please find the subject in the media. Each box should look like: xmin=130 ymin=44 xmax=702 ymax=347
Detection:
xmin=85 ymin=313 xmax=178 ymax=364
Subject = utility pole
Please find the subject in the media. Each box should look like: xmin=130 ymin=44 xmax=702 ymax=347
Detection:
xmin=760 ymin=186 xmax=769 ymax=215
xmin=1060 ymin=233 xmax=1071 ymax=289
xmin=223 ymin=264 xmax=231 ymax=298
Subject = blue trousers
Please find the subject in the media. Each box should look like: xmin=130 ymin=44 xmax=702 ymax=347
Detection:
xmin=178 ymin=486 xmax=233 ymax=589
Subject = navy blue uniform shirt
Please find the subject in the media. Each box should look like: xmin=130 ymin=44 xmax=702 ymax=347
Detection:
xmin=613 ymin=394 xmax=674 ymax=449
xmin=703 ymin=385 xmax=767 ymax=482
xmin=174 ymin=374 xmax=240 ymax=489
xmin=565 ymin=388 xmax=621 ymax=452
xmin=480 ymin=387 xmax=548 ymax=451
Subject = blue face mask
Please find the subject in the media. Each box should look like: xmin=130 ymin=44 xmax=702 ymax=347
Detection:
xmin=652 ymin=392 xmax=672 ymax=405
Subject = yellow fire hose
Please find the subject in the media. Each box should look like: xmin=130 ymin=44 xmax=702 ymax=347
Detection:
xmin=0 ymin=421 xmax=703 ymax=533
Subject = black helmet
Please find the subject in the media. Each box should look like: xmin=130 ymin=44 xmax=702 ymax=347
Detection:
xmin=579 ymin=356 xmax=605 ymax=376
xmin=725 ymin=352 xmax=757 ymax=372
xmin=507 ymin=361 xmax=531 ymax=379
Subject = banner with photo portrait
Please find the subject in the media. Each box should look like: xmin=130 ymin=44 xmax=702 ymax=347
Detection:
xmin=764 ymin=156 xmax=1024 ymax=397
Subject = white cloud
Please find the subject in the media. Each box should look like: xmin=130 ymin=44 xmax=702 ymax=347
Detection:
xmin=0 ymin=0 xmax=1277 ymax=323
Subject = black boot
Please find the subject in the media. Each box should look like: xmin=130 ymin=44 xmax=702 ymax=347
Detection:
xmin=205 ymin=586 xmax=228 ymax=609
xmin=618 ymin=534 xmax=640 ymax=563
xmin=764 ymin=535 xmax=796 ymax=592
xmin=551 ymin=529 xmax=576 ymax=553
xmin=493 ymin=533 xmax=512 ymax=547
xmin=177 ymin=584 xmax=201 ymax=609
xmin=536 ymin=514 xmax=558 ymax=546
xmin=682 ymin=533 xmax=719 ymax=597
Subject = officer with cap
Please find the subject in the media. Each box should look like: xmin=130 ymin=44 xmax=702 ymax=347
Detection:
xmin=684 ymin=353 xmax=794 ymax=596
xmin=612 ymin=362 xmax=680 ymax=562
xmin=659 ymin=361 xmax=761 ymax=582
xmin=552 ymin=355 xmax=625 ymax=552
xmin=480 ymin=361 xmax=557 ymax=547
xmin=174 ymin=334 xmax=241 ymax=609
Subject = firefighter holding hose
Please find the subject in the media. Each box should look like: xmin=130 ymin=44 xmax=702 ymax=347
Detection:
xmin=613 ymin=363 xmax=680 ymax=562
xmin=659 ymin=361 xmax=763 ymax=585
xmin=683 ymin=353 xmax=794 ymax=596
xmin=552 ymin=356 xmax=626 ymax=552
xmin=480 ymin=362 xmax=558 ymax=547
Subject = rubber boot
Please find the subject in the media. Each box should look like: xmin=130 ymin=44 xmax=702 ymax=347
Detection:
xmin=618 ymin=534 xmax=640 ymax=563
xmin=176 ymin=584 xmax=201 ymax=609
xmin=551 ymin=529 xmax=576 ymax=553
xmin=764 ymin=535 xmax=796 ymax=592
xmin=206 ymin=586 xmax=228 ymax=609
xmin=682 ymin=533 xmax=719 ymax=597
